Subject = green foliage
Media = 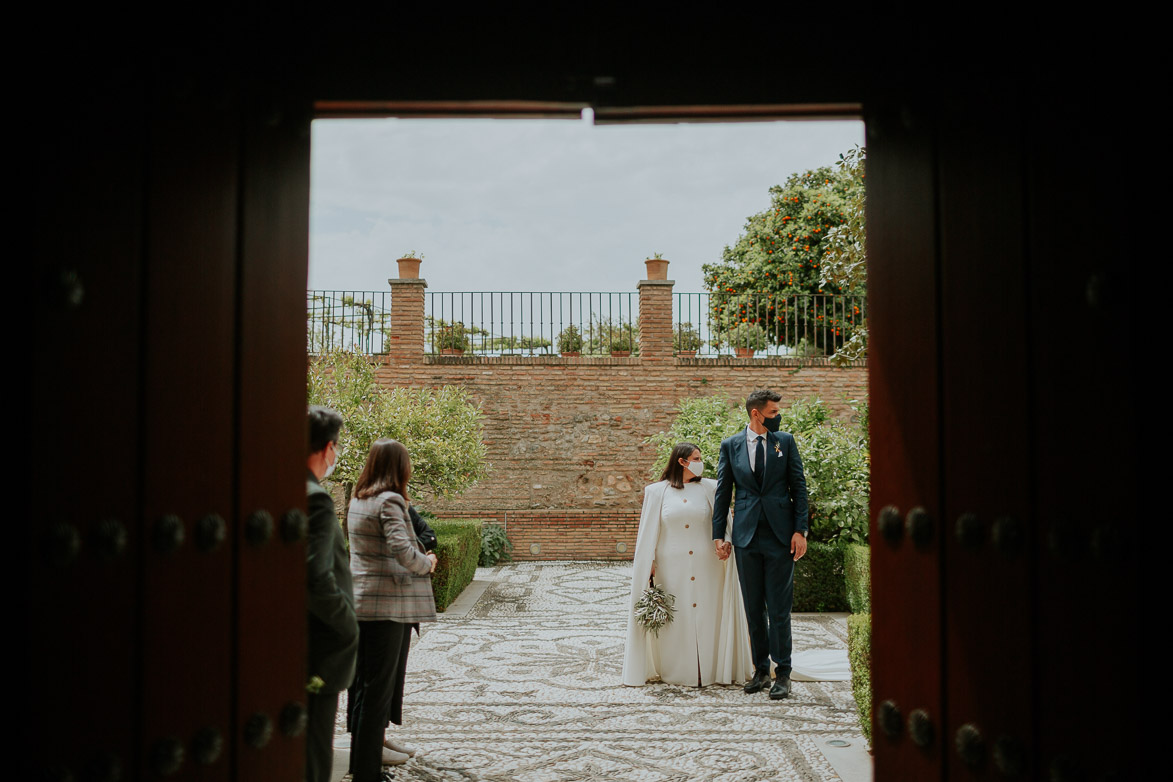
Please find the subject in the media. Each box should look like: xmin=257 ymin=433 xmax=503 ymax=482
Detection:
xmin=646 ymin=394 xmax=745 ymax=480
xmin=792 ymin=541 xmax=848 ymax=612
xmin=610 ymin=332 xmax=636 ymax=353
xmin=847 ymin=612 xmax=872 ymax=744
xmin=844 ymin=543 xmax=871 ymax=614
xmin=584 ymin=317 xmax=639 ymax=356
xmin=674 ymin=322 xmax=703 ymax=352
xmin=479 ymin=523 xmax=514 ymax=566
xmin=703 ymin=148 xmax=866 ymax=354
xmin=557 ymin=325 xmax=584 ymax=353
xmin=433 ymin=319 xmax=472 ymax=352
xmin=720 ymin=322 xmax=769 ymax=351
xmin=820 ymin=147 xmax=868 ymax=365
xmin=307 ymin=351 xmax=490 ymax=500
xmin=430 ymin=519 xmax=482 ymax=612
xmin=787 ymin=398 xmax=870 ymax=545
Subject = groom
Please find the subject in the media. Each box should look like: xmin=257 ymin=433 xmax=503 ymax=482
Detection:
xmin=712 ymin=388 xmax=809 ymax=700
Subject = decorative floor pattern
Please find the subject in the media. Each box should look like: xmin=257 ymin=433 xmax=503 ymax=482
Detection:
xmin=337 ymin=562 xmax=867 ymax=781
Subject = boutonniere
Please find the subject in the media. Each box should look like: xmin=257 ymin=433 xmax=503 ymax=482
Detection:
xmin=774 ymin=442 xmax=782 ymax=457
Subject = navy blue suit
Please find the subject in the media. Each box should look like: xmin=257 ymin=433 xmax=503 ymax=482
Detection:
xmin=712 ymin=428 xmax=809 ymax=677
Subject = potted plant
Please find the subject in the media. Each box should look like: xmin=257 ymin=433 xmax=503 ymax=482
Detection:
xmin=645 ymin=252 xmax=669 ymax=280
xmin=437 ymin=321 xmax=470 ymax=355
xmin=397 ymin=250 xmax=423 ymax=279
xmin=609 ymin=332 xmax=636 ymax=357
xmin=723 ymin=322 xmax=769 ymax=357
xmin=557 ymin=324 xmax=584 ymax=356
xmin=674 ymin=322 xmax=703 ymax=358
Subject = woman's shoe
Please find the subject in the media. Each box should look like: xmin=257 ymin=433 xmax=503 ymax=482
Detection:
xmin=381 ymin=748 xmax=410 ymax=766
xmin=383 ymin=737 xmax=417 ymax=757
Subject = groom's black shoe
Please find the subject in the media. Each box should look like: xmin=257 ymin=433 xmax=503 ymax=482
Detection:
xmin=769 ymin=675 xmax=791 ymax=700
xmin=744 ymin=670 xmax=771 ymax=694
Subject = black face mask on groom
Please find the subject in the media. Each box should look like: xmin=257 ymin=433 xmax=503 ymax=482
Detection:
xmin=761 ymin=413 xmax=782 ymax=433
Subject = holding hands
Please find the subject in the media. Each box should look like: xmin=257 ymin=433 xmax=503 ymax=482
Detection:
xmin=713 ymin=539 xmax=733 ymax=560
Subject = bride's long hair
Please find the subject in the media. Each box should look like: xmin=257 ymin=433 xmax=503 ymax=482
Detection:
xmin=660 ymin=441 xmax=701 ymax=489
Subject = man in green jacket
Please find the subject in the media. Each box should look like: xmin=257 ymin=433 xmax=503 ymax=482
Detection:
xmin=306 ymin=406 xmax=359 ymax=782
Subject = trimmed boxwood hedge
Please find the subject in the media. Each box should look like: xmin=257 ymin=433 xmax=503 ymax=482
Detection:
xmin=430 ymin=519 xmax=482 ymax=612
xmin=848 ymin=612 xmax=872 ymax=744
xmin=792 ymin=541 xmax=848 ymax=612
xmin=844 ymin=543 xmax=870 ymax=614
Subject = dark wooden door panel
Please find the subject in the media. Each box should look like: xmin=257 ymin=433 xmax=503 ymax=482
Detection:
xmin=1028 ymin=96 xmax=1142 ymax=781
xmin=138 ymin=83 xmax=240 ymax=781
xmin=867 ymin=102 xmax=944 ymax=780
xmin=29 ymin=78 xmax=145 ymax=781
xmin=938 ymin=92 xmax=1033 ymax=780
xmin=234 ymin=100 xmax=313 ymax=781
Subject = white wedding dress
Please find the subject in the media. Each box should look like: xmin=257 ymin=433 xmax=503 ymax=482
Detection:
xmin=622 ymin=478 xmax=753 ymax=686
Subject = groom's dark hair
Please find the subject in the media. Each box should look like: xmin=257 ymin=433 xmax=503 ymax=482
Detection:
xmin=745 ymin=388 xmax=781 ymax=416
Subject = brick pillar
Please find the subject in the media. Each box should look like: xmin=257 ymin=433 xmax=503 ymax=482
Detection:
xmin=638 ymin=261 xmax=675 ymax=361
xmin=387 ymin=275 xmax=427 ymax=363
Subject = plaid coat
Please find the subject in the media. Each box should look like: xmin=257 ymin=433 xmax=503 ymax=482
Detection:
xmin=347 ymin=490 xmax=437 ymax=624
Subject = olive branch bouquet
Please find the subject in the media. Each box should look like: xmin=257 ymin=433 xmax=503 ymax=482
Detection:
xmin=634 ymin=579 xmax=676 ymax=637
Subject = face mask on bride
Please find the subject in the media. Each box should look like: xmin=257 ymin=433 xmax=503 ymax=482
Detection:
xmin=685 ymin=459 xmax=704 ymax=477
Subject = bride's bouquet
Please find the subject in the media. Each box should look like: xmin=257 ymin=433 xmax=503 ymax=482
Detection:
xmin=634 ymin=578 xmax=676 ymax=637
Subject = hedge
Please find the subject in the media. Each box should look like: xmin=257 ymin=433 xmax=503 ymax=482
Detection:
xmin=430 ymin=519 xmax=483 ymax=612
xmin=792 ymin=541 xmax=848 ymax=612
xmin=844 ymin=543 xmax=870 ymax=614
xmin=847 ymin=612 xmax=872 ymax=744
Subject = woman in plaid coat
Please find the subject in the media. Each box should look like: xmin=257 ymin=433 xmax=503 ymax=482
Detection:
xmin=346 ymin=438 xmax=438 ymax=782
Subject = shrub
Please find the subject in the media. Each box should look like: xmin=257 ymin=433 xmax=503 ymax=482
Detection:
xmin=721 ymin=322 xmax=769 ymax=351
xmin=674 ymin=322 xmax=704 ymax=352
xmin=479 ymin=523 xmax=513 ymax=566
xmin=610 ymin=332 xmax=636 ymax=353
xmin=430 ymin=519 xmax=482 ymax=612
xmin=792 ymin=541 xmax=847 ymax=612
xmin=848 ymin=612 xmax=872 ymax=744
xmin=844 ymin=543 xmax=870 ymax=614
xmin=645 ymin=394 xmax=745 ymax=480
xmin=557 ymin=325 xmax=584 ymax=353
xmin=307 ymin=351 xmax=490 ymax=501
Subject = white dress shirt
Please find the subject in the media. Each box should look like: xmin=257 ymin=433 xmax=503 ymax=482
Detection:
xmin=745 ymin=425 xmax=768 ymax=476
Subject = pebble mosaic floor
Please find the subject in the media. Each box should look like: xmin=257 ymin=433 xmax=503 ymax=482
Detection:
xmin=335 ymin=561 xmax=868 ymax=781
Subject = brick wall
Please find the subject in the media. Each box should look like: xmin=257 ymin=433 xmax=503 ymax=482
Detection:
xmin=364 ymin=263 xmax=867 ymax=560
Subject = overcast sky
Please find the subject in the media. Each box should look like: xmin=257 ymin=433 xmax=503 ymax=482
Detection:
xmin=309 ymin=115 xmax=864 ymax=295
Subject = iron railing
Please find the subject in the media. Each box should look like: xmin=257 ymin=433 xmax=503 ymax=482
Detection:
xmin=307 ymin=290 xmax=392 ymax=354
xmin=426 ymin=291 xmax=638 ymax=356
xmin=675 ymin=292 xmax=866 ymax=358
xmin=306 ymin=289 xmax=866 ymax=360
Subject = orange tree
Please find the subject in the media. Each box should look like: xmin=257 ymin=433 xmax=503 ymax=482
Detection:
xmin=703 ymin=149 xmax=865 ymax=356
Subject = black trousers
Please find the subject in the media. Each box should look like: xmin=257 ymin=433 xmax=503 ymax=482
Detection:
xmin=734 ymin=521 xmax=796 ymax=677
xmin=348 ymin=620 xmax=409 ymax=782
xmin=305 ymin=690 xmax=338 ymax=782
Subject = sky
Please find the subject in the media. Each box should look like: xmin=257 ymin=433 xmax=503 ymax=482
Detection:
xmin=309 ymin=114 xmax=864 ymax=296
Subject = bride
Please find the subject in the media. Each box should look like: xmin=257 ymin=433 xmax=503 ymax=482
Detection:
xmin=622 ymin=442 xmax=753 ymax=687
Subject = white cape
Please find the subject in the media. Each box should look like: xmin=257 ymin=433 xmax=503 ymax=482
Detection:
xmin=622 ymin=479 xmax=753 ymax=686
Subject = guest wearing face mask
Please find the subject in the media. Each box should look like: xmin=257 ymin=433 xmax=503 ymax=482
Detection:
xmin=305 ymin=405 xmax=358 ymax=782
xmin=622 ymin=442 xmax=753 ymax=687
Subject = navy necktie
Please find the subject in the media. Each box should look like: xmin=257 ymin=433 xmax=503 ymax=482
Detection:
xmin=754 ymin=435 xmax=764 ymax=485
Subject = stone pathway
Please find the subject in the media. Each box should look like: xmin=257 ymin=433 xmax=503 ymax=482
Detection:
xmin=335 ymin=561 xmax=871 ymax=781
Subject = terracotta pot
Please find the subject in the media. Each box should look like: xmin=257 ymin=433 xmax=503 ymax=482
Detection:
xmin=610 ymin=350 xmax=631 ymax=358
xmin=677 ymin=350 xmax=697 ymax=358
xmin=560 ymin=351 xmax=581 ymax=357
xmin=440 ymin=348 xmax=464 ymax=356
xmin=644 ymin=258 xmax=669 ymax=280
xmin=735 ymin=347 xmax=756 ymax=358
xmin=397 ymin=257 xmax=422 ymax=279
